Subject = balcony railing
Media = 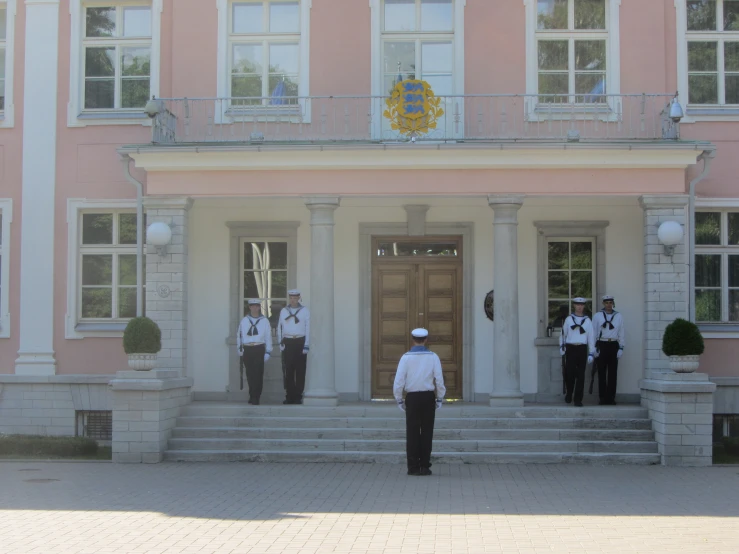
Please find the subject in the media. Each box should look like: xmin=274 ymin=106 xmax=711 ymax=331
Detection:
xmin=149 ymin=94 xmax=681 ymax=145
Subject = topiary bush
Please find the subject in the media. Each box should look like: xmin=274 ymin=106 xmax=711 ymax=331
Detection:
xmin=662 ymin=318 xmax=705 ymax=356
xmin=123 ymin=316 xmax=162 ymax=354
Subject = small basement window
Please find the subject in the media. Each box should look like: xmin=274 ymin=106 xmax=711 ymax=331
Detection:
xmin=76 ymin=410 xmax=112 ymax=441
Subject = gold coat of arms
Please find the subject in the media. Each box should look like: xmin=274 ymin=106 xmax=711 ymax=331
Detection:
xmin=383 ymin=80 xmax=445 ymax=137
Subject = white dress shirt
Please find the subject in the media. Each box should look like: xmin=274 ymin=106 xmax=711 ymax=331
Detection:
xmin=591 ymin=310 xmax=625 ymax=349
xmin=277 ymin=304 xmax=310 ymax=347
xmin=237 ymin=315 xmax=273 ymax=354
xmin=559 ymin=314 xmax=595 ymax=356
xmin=393 ymin=347 xmax=446 ymax=402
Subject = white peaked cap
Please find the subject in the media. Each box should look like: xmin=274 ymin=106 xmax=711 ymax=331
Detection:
xmin=247 ymin=299 xmax=261 ymax=305
xmin=572 ymin=297 xmax=586 ymax=304
xmin=602 ymin=294 xmax=614 ymax=301
xmin=288 ymin=289 xmax=301 ymax=296
xmin=411 ymin=328 xmax=429 ymax=338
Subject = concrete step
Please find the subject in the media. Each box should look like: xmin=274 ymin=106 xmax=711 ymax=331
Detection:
xmin=167 ymin=437 xmax=658 ymax=453
xmin=163 ymin=449 xmax=661 ymax=465
xmin=180 ymin=403 xmax=650 ymax=420
xmin=170 ymin=426 xmax=657 ymax=442
xmin=174 ymin=416 xmax=653 ymax=431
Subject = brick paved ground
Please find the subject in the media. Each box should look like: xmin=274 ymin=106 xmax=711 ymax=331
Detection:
xmin=1 ymin=462 xmax=738 ymax=553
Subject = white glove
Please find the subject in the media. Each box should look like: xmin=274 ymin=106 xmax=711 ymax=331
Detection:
xmin=594 ymin=350 xmax=600 ymax=359
xmin=302 ymin=346 xmax=309 ymax=355
xmin=617 ymin=349 xmax=623 ymax=359
xmin=587 ymin=355 xmax=593 ymax=365
xmin=279 ymin=344 xmax=285 ymax=352
xmin=559 ymin=347 xmax=565 ymax=357
xmin=397 ymin=400 xmax=406 ymax=412
xmin=436 ymin=399 xmax=443 ymax=410
xmin=264 ymin=353 xmax=270 ymax=363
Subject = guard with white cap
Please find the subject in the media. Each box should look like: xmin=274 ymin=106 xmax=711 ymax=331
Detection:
xmin=237 ymin=299 xmax=273 ymax=405
xmin=591 ymin=294 xmax=625 ymax=405
xmin=558 ymin=297 xmax=595 ymax=407
xmin=277 ymin=289 xmax=311 ymax=404
xmin=393 ymin=328 xmax=446 ymax=476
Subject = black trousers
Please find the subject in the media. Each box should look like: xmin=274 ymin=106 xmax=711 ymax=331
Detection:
xmin=283 ymin=337 xmax=307 ymax=403
xmin=564 ymin=344 xmax=587 ymax=404
xmin=405 ymin=391 xmax=436 ymax=471
xmin=242 ymin=344 xmax=265 ymax=402
xmin=597 ymin=341 xmax=619 ymax=403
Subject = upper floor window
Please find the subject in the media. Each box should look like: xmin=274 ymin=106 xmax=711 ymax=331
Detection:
xmin=686 ymin=0 xmax=739 ymax=105
xmin=83 ymin=3 xmax=152 ymax=110
xmin=694 ymin=211 xmax=739 ymax=322
xmin=229 ymin=1 xmax=300 ymax=106
xmin=0 ymin=4 xmax=7 ymax=111
xmin=535 ymin=0 xmax=609 ymax=102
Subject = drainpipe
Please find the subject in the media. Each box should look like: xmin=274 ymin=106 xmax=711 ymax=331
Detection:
xmin=688 ymin=148 xmax=717 ymax=322
xmin=121 ymin=155 xmax=145 ymax=318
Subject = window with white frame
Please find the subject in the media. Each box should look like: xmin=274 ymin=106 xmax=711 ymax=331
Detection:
xmin=547 ymin=238 xmax=596 ymax=326
xmin=241 ymin=240 xmax=288 ymax=337
xmin=0 ymin=3 xmax=7 ymax=112
xmin=229 ymin=1 xmax=301 ymax=106
xmin=685 ymin=0 xmax=739 ymax=105
xmin=0 ymin=199 xmax=12 ymax=338
xmin=694 ymin=211 xmax=739 ymax=322
xmin=78 ymin=211 xmax=145 ymax=321
xmin=82 ymin=3 xmax=152 ymax=110
xmin=535 ymin=0 xmax=609 ymax=102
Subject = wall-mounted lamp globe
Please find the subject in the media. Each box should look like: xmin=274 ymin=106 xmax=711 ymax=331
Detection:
xmin=147 ymin=221 xmax=172 ymax=256
xmin=657 ymin=221 xmax=684 ymax=257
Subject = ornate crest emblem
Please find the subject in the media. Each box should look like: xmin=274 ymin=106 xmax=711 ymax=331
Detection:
xmin=383 ymin=80 xmax=445 ymax=137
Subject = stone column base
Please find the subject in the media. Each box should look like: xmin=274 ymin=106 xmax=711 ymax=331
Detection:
xmin=640 ymin=371 xmax=716 ymax=467
xmin=110 ymin=369 xmax=193 ymax=463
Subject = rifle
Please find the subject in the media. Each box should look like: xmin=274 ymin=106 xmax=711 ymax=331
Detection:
xmin=561 ymin=347 xmax=566 ymax=395
xmin=588 ymin=355 xmax=597 ymax=395
xmin=240 ymin=355 xmax=245 ymax=390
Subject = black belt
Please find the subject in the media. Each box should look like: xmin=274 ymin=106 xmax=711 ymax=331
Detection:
xmin=565 ymin=343 xmax=587 ymax=348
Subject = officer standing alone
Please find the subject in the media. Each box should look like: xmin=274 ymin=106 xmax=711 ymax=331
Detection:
xmin=237 ymin=299 xmax=273 ymax=405
xmin=393 ymin=328 xmax=446 ymax=476
xmin=277 ymin=289 xmax=311 ymax=404
xmin=559 ymin=297 xmax=595 ymax=407
xmin=592 ymin=295 xmax=625 ymax=405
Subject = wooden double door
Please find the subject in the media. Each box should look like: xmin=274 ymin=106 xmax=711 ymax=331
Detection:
xmin=371 ymin=237 xmax=463 ymax=399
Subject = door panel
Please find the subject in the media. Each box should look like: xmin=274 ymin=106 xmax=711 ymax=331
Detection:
xmin=372 ymin=250 xmax=463 ymax=399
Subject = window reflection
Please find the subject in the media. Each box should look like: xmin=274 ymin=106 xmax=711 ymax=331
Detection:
xmin=376 ymin=241 xmax=458 ymax=256
xmin=242 ymin=241 xmax=288 ymax=324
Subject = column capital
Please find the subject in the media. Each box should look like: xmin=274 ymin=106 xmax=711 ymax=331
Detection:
xmin=487 ymin=194 xmax=525 ymax=209
xmin=303 ymin=196 xmax=341 ymax=209
xmin=143 ymin=196 xmax=194 ymax=211
xmin=639 ymin=194 xmax=689 ymax=210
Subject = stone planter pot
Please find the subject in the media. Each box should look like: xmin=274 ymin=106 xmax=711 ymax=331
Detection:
xmin=127 ymin=353 xmax=158 ymax=371
xmin=668 ymin=355 xmax=700 ymax=373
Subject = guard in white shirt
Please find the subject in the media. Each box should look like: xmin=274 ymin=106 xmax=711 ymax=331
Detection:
xmin=559 ymin=297 xmax=595 ymax=407
xmin=277 ymin=289 xmax=311 ymax=405
xmin=592 ymin=295 xmax=625 ymax=405
xmin=237 ymin=299 xmax=273 ymax=405
xmin=393 ymin=328 xmax=446 ymax=476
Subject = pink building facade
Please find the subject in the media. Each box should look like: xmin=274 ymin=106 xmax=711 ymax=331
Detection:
xmin=0 ymin=0 xmax=737 ymax=463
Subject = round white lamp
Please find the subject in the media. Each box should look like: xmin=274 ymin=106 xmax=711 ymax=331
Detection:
xmin=657 ymin=221 xmax=684 ymax=257
xmin=147 ymin=222 xmax=172 ymax=255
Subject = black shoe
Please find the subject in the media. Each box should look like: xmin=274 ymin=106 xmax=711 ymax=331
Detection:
xmin=610 ymin=400 xmax=617 ymax=405
xmin=565 ymin=394 xmax=572 ymax=404
xmin=283 ymin=399 xmax=292 ymax=405
xmin=599 ymin=400 xmax=607 ymax=406
xmin=574 ymin=401 xmax=583 ymax=407
xmin=419 ymin=468 xmax=432 ymax=476
xmin=248 ymin=399 xmax=254 ymax=405
xmin=407 ymin=468 xmax=420 ymax=476
xmin=253 ymin=399 xmax=260 ymax=405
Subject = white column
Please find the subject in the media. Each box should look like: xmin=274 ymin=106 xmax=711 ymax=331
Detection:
xmin=302 ymin=197 xmax=340 ymax=406
xmin=15 ymin=0 xmax=61 ymax=375
xmin=488 ymin=195 xmax=525 ymax=407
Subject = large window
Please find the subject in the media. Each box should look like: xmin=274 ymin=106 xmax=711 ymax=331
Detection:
xmin=229 ymin=1 xmax=300 ymax=105
xmin=78 ymin=211 xmax=145 ymax=321
xmin=694 ymin=211 xmax=739 ymax=322
xmin=241 ymin=240 xmax=288 ymax=334
xmin=535 ymin=0 xmax=609 ymax=102
xmin=685 ymin=0 xmax=739 ymax=105
xmin=0 ymin=3 xmax=6 ymax=112
xmin=547 ymin=239 xmax=595 ymax=326
xmin=0 ymin=199 xmax=10 ymax=338
xmin=82 ymin=3 xmax=152 ymax=110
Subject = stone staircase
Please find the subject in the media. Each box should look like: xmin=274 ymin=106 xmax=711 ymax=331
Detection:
xmin=164 ymin=402 xmax=660 ymax=464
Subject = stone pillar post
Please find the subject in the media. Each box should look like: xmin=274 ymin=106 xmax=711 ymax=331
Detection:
xmin=15 ymin=0 xmax=61 ymax=375
xmin=302 ymin=197 xmax=340 ymax=406
xmin=488 ymin=195 xmax=525 ymax=407
xmin=638 ymin=195 xmax=689 ymax=375
xmin=143 ymin=197 xmax=193 ymax=374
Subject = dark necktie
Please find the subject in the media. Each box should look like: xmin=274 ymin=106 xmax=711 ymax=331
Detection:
xmin=285 ymin=307 xmax=302 ymax=324
xmin=602 ymin=312 xmax=615 ymax=330
xmin=570 ymin=316 xmax=586 ymax=335
xmin=247 ymin=318 xmax=260 ymax=336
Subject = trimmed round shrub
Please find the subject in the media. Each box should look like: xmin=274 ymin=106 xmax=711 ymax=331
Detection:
xmin=662 ymin=318 xmax=704 ymax=356
xmin=123 ymin=316 xmax=162 ymax=354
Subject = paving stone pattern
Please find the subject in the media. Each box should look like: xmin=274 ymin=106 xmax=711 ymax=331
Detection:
xmin=1 ymin=462 xmax=738 ymax=553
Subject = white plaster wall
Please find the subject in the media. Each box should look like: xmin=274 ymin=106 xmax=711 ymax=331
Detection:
xmin=188 ymin=196 xmax=645 ymax=398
